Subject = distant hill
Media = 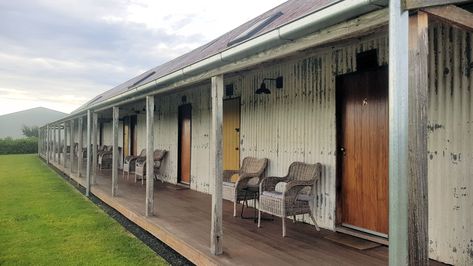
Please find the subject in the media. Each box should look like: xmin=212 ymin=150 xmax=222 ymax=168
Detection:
xmin=0 ymin=107 xmax=66 ymax=138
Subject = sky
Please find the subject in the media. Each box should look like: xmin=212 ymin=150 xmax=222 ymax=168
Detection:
xmin=0 ymin=0 xmax=286 ymax=115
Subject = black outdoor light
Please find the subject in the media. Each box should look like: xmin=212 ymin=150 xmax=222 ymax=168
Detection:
xmin=255 ymin=76 xmax=283 ymax=94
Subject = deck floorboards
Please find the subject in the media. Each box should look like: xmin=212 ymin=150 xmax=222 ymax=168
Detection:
xmin=45 ymin=156 xmax=443 ymax=265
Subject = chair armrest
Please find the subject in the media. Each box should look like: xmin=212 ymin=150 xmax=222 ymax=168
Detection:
xmin=124 ymin=155 xmax=137 ymax=163
xmin=136 ymin=159 xmax=146 ymax=167
xmin=153 ymin=161 xmax=161 ymax=169
xmin=260 ymin=176 xmax=288 ymax=192
xmin=135 ymin=157 xmax=146 ymax=164
xmin=284 ymin=180 xmax=314 ymax=201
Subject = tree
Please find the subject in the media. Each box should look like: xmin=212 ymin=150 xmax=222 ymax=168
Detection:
xmin=21 ymin=125 xmax=39 ymax=138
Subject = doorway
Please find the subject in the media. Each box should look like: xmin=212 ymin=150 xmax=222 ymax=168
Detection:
xmin=223 ymin=98 xmax=240 ymax=175
xmin=123 ymin=115 xmax=137 ymax=158
xmin=178 ymin=104 xmax=192 ymax=185
xmin=336 ymin=66 xmax=389 ymax=237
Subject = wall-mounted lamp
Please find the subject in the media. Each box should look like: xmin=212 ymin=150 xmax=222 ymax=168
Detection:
xmin=255 ymin=76 xmax=283 ymax=94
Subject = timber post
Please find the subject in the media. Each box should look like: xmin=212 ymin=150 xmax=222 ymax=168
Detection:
xmin=78 ymin=117 xmax=83 ymax=177
xmin=407 ymin=11 xmax=429 ymax=265
xmin=210 ymin=75 xmax=224 ymax=255
xmin=46 ymin=124 xmax=50 ymax=164
xmin=112 ymin=106 xmax=119 ymax=197
xmin=70 ymin=120 xmax=75 ymax=173
xmin=62 ymin=122 xmax=67 ymax=167
xmin=58 ymin=123 xmax=62 ymax=165
xmin=145 ymin=96 xmax=155 ymax=216
xmin=92 ymin=112 xmax=98 ymax=184
xmin=86 ymin=110 xmax=92 ymax=196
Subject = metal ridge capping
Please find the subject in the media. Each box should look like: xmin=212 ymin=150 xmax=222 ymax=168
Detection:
xmin=51 ymin=0 xmax=387 ymax=125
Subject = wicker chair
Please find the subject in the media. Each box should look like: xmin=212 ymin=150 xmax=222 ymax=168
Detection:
xmin=97 ymin=145 xmax=112 ymax=169
xmin=258 ymin=162 xmax=322 ymax=237
xmin=134 ymin=149 xmax=167 ymax=184
xmin=123 ymin=149 xmax=146 ymax=180
xmin=99 ymin=146 xmax=121 ymax=170
xmin=223 ymin=157 xmax=268 ymax=217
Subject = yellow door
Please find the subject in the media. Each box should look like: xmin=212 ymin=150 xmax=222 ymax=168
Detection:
xmin=223 ymin=98 xmax=240 ymax=172
xmin=123 ymin=119 xmax=130 ymax=157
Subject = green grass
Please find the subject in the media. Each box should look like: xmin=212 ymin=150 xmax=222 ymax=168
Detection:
xmin=0 ymin=154 xmax=167 ymax=266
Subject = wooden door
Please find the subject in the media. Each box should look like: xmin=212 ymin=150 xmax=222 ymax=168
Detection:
xmin=130 ymin=115 xmax=137 ymax=155
xmin=223 ymin=98 xmax=240 ymax=171
xmin=178 ymin=104 xmax=192 ymax=184
xmin=337 ymin=67 xmax=388 ymax=236
xmin=123 ymin=117 xmax=130 ymax=157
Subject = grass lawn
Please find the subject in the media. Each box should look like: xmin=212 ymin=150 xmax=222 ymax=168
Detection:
xmin=0 ymin=154 xmax=167 ymax=265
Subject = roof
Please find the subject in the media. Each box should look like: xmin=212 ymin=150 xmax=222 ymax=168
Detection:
xmin=75 ymin=0 xmax=339 ymax=112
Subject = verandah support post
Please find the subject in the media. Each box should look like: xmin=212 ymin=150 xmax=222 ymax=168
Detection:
xmin=92 ymin=112 xmax=98 ymax=184
xmin=62 ymin=122 xmax=67 ymax=167
xmin=112 ymin=106 xmax=119 ymax=197
xmin=70 ymin=120 xmax=75 ymax=173
xmin=86 ymin=110 xmax=92 ymax=196
xmin=46 ymin=124 xmax=50 ymax=164
xmin=58 ymin=123 xmax=62 ymax=165
xmin=407 ymin=11 xmax=429 ymax=265
xmin=78 ymin=117 xmax=83 ymax=177
xmin=53 ymin=125 xmax=57 ymax=162
xmin=145 ymin=95 xmax=155 ymax=216
xmin=388 ymin=0 xmax=409 ymax=265
xmin=210 ymin=75 xmax=224 ymax=255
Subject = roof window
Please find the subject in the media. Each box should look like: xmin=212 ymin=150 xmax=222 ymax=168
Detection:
xmin=227 ymin=11 xmax=283 ymax=47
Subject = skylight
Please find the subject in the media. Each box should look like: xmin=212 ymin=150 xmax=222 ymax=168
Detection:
xmin=227 ymin=11 xmax=283 ymax=47
xmin=128 ymin=71 xmax=156 ymax=89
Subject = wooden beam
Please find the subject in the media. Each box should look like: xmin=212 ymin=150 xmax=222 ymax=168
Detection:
xmin=53 ymin=126 xmax=57 ymax=162
xmin=46 ymin=124 xmax=50 ymax=164
xmin=86 ymin=110 xmax=92 ymax=196
xmin=112 ymin=106 xmax=119 ymax=197
xmin=210 ymin=75 xmax=224 ymax=255
xmin=421 ymin=4 xmax=473 ymax=31
xmin=408 ymin=12 xmax=429 ymax=265
xmin=58 ymin=124 xmax=62 ymax=165
xmin=389 ymin=0 xmax=410 ymax=265
xmin=92 ymin=112 xmax=98 ymax=184
xmin=78 ymin=117 xmax=83 ymax=177
xmin=145 ymin=96 xmax=155 ymax=217
xmin=404 ymin=0 xmax=471 ymax=10
xmin=70 ymin=120 xmax=75 ymax=173
xmin=62 ymin=122 xmax=67 ymax=167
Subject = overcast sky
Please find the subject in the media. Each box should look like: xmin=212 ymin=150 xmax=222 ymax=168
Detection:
xmin=0 ymin=0 xmax=286 ymax=115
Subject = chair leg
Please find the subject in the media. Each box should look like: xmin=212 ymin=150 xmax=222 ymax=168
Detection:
xmin=233 ymin=201 xmax=237 ymax=217
xmin=309 ymin=212 xmax=320 ymax=231
xmin=282 ymin=217 xmax=286 ymax=237
xmin=258 ymin=209 xmax=261 ymax=228
xmin=293 ymin=215 xmax=296 ymax=223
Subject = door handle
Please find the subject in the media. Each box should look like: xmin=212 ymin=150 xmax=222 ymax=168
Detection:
xmin=235 ymin=147 xmax=239 ymax=151
xmin=340 ymin=147 xmax=346 ymax=156
xmin=235 ymin=128 xmax=240 ymax=133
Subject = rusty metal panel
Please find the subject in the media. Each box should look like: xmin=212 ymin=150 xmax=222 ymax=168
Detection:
xmin=427 ymin=22 xmax=473 ymax=265
xmin=239 ymin=33 xmax=389 ymax=229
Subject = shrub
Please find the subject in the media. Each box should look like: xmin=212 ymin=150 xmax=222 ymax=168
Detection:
xmin=0 ymin=137 xmax=38 ymax=155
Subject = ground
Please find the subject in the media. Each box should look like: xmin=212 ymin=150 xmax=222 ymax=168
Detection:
xmin=0 ymin=154 xmax=167 ymax=265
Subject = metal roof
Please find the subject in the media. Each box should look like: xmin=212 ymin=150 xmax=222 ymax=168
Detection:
xmin=75 ymin=0 xmax=339 ymax=112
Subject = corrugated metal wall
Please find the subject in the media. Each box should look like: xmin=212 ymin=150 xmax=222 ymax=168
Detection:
xmin=238 ymin=34 xmax=389 ymax=229
xmin=428 ymin=22 xmax=473 ymax=265
xmin=154 ymin=84 xmax=212 ymax=193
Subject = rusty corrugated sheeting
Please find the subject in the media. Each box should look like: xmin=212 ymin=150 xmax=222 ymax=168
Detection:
xmin=239 ymin=33 xmax=389 ymax=229
xmin=427 ymin=21 xmax=473 ymax=265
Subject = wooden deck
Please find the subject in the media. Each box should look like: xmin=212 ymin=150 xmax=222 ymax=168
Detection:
xmin=44 ymin=156 xmax=440 ymax=265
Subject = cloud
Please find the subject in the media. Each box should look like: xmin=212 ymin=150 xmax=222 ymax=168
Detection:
xmin=0 ymin=0 xmax=285 ymax=115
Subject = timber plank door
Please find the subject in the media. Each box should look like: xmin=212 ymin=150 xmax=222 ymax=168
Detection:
xmin=178 ymin=104 xmax=192 ymax=184
xmin=336 ymin=66 xmax=389 ymax=236
xmin=223 ymin=98 xmax=240 ymax=173
xmin=130 ymin=115 xmax=137 ymax=156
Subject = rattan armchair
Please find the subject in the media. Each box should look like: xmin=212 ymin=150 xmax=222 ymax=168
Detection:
xmin=258 ymin=162 xmax=322 ymax=237
xmin=134 ymin=149 xmax=167 ymax=184
xmin=224 ymin=157 xmax=268 ymax=217
xmin=123 ymin=149 xmax=146 ymax=180
xmin=99 ymin=146 xmax=121 ymax=170
xmin=97 ymin=145 xmax=112 ymax=169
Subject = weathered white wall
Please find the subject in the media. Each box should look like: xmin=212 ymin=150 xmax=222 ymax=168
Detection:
xmin=153 ymin=85 xmax=212 ymax=193
xmin=427 ymin=22 xmax=473 ymax=265
xmin=101 ymin=121 xmax=123 ymax=147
